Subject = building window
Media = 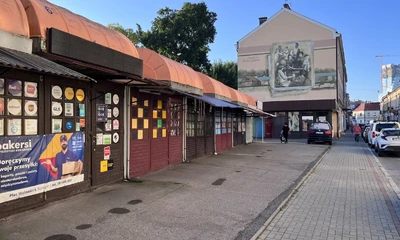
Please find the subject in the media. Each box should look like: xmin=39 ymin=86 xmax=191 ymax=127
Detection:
xmin=222 ymin=110 xmax=227 ymax=134
xmin=197 ymin=101 xmax=205 ymax=137
xmin=205 ymin=104 xmax=213 ymax=136
xmin=227 ymin=111 xmax=232 ymax=133
xmin=170 ymin=102 xmax=181 ymax=136
xmin=367 ymin=112 xmax=370 ymax=116
xmin=359 ymin=113 xmax=362 ymax=117
xmin=186 ymin=104 xmax=195 ymax=137
xmin=233 ymin=114 xmax=238 ymax=133
xmin=215 ymin=109 xmax=221 ymax=135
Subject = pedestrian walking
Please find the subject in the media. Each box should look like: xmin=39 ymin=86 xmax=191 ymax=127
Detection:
xmin=353 ymin=124 xmax=361 ymax=142
xmin=281 ymin=122 xmax=291 ymax=143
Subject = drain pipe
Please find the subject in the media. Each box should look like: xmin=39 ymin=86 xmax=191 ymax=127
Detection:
xmin=124 ymin=86 xmax=131 ymax=180
xmin=183 ymin=96 xmax=187 ymax=162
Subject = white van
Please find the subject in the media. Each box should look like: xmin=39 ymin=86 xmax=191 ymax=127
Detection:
xmin=368 ymin=121 xmax=400 ymax=147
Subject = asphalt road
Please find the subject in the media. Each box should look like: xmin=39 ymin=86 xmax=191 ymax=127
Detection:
xmin=360 ymin=135 xmax=400 ymax=188
xmin=371 ymin=147 xmax=400 ymax=187
xmin=0 ymin=141 xmax=329 ymax=240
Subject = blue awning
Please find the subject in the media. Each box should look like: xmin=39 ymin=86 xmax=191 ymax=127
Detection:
xmin=177 ymin=91 xmax=241 ymax=108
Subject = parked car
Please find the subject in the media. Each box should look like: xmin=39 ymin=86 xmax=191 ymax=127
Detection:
xmin=362 ymin=126 xmax=370 ymax=143
xmin=307 ymin=122 xmax=332 ymax=145
xmin=368 ymin=122 xmax=400 ymax=148
xmin=374 ymin=128 xmax=400 ymax=156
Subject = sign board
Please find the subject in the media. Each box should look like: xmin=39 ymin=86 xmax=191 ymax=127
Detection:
xmin=104 ymin=146 xmax=110 ymax=160
xmin=96 ymin=104 xmax=107 ymax=122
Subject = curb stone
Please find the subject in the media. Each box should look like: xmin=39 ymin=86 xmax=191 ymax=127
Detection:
xmin=364 ymin=142 xmax=400 ymax=200
xmin=249 ymin=145 xmax=332 ymax=240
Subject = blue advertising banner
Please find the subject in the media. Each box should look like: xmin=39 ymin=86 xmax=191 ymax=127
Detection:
xmin=0 ymin=132 xmax=84 ymax=203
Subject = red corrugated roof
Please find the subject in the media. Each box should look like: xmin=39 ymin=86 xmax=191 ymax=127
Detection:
xmin=353 ymin=102 xmax=380 ymax=111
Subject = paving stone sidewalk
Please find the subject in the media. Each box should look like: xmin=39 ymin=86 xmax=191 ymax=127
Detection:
xmin=254 ymin=133 xmax=400 ymax=240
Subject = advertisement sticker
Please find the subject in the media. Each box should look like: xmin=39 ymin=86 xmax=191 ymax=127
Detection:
xmin=24 ymin=119 xmax=38 ymax=135
xmin=65 ymin=103 xmax=74 ymax=117
xmin=24 ymin=82 xmax=37 ymax=98
xmin=51 ymin=85 xmax=62 ymax=99
xmin=104 ymin=146 xmax=110 ymax=160
xmin=113 ymin=94 xmax=119 ymax=104
xmin=105 ymin=93 xmax=112 ymax=104
xmin=52 ymin=119 xmax=62 ymax=133
xmin=24 ymin=100 xmax=38 ymax=116
xmin=8 ymin=119 xmax=22 ymax=135
xmin=76 ymin=89 xmax=85 ymax=102
xmin=52 ymin=102 xmax=63 ymax=116
xmin=8 ymin=80 xmax=22 ymax=96
xmin=64 ymin=87 xmax=74 ymax=100
xmin=8 ymin=99 xmax=22 ymax=116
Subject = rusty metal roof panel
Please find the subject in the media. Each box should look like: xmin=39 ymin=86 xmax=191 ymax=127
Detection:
xmin=0 ymin=47 xmax=94 ymax=81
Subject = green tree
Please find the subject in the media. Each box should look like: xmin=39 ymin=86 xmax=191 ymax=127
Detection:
xmin=137 ymin=2 xmax=217 ymax=72
xmin=207 ymin=60 xmax=238 ymax=89
xmin=107 ymin=23 xmax=139 ymax=46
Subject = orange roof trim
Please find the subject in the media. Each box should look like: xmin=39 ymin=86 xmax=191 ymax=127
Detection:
xmin=246 ymin=95 xmax=257 ymax=107
xmin=229 ymin=88 xmax=247 ymax=106
xmin=20 ymin=0 xmax=139 ymax=58
xmin=0 ymin=0 xmax=30 ymax=37
xmin=137 ymin=48 xmax=203 ymax=93
xmin=197 ymin=72 xmax=231 ymax=101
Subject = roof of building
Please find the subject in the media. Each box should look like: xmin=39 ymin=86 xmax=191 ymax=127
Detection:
xmin=0 ymin=46 xmax=94 ymax=81
xmin=238 ymin=7 xmax=339 ymax=44
xmin=20 ymin=0 xmax=139 ymax=58
xmin=197 ymin=72 xmax=231 ymax=102
xmin=0 ymin=0 xmax=30 ymax=37
xmin=137 ymin=48 xmax=203 ymax=94
xmin=353 ymin=102 xmax=380 ymax=112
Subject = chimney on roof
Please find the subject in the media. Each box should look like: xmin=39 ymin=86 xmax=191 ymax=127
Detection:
xmin=258 ymin=17 xmax=268 ymax=25
xmin=283 ymin=3 xmax=291 ymax=10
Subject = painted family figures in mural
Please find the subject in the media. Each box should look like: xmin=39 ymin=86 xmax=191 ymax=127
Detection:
xmin=273 ymin=42 xmax=312 ymax=88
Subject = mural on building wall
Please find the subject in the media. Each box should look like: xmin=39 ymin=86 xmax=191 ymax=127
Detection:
xmin=238 ymin=54 xmax=270 ymax=87
xmin=270 ymin=41 xmax=315 ymax=96
xmin=238 ymin=40 xmax=337 ymax=99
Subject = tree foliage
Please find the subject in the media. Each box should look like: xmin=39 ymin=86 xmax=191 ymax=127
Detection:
xmin=107 ymin=23 xmax=139 ymax=46
xmin=207 ymin=61 xmax=238 ymax=89
xmin=137 ymin=2 xmax=217 ymax=72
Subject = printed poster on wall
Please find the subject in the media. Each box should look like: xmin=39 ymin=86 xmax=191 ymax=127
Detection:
xmin=0 ymin=132 xmax=85 ymax=203
xmin=0 ymin=119 xmax=3 ymax=136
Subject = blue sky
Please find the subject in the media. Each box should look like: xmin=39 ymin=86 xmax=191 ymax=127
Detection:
xmin=50 ymin=0 xmax=400 ymax=102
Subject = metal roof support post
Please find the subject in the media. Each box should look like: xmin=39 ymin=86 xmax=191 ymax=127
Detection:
xmin=262 ymin=116 xmax=264 ymax=143
xmin=124 ymin=85 xmax=131 ymax=180
xmin=183 ymin=96 xmax=188 ymax=161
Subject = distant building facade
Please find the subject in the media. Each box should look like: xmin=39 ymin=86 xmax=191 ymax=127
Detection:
xmin=381 ymin=86 xmax=400 ymax=122
xmin=237 ymin=5 xmax=348 ymax=138
xmin=379 ymin=64 xmax=400 ymax=100
xmin=352 ymin=103 xmax=380 ymax=124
